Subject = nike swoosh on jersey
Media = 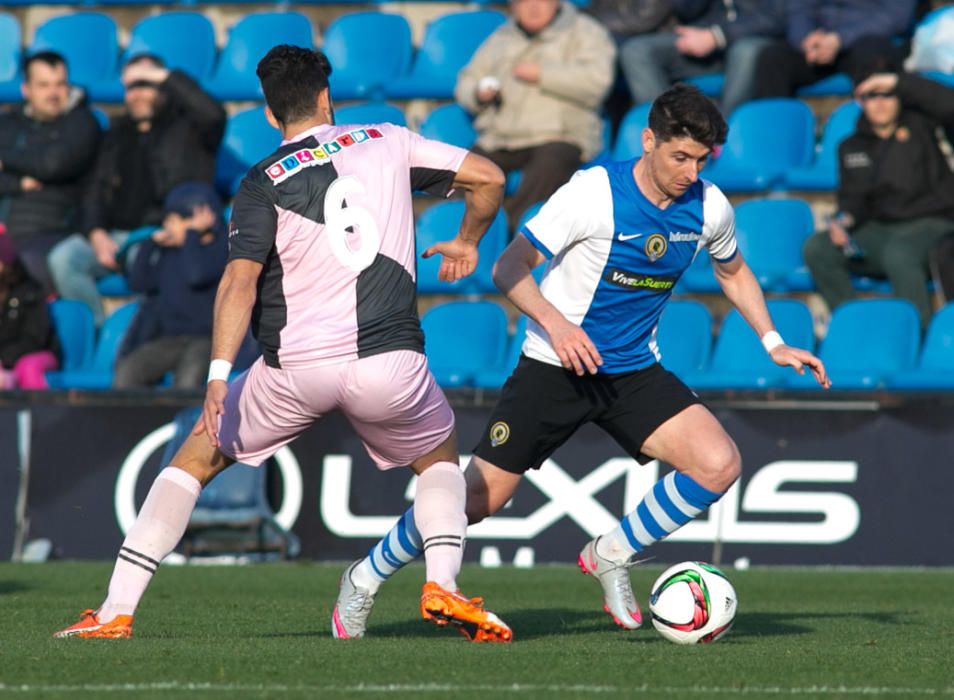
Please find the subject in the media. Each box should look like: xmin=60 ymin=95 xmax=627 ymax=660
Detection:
xmin=617 ymin=232 xmax=643 ymax=242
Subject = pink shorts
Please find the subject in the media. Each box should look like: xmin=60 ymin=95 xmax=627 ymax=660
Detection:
xmin=217 ymin=350 xmax=455 ymax=469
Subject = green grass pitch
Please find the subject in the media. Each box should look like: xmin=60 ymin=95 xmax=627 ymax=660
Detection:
xmin=1 ymin=562 xmax=952 ymax=699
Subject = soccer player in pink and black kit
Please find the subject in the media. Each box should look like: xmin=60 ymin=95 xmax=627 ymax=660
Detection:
xmin=53 ymin=45 xmax=513 ymax=643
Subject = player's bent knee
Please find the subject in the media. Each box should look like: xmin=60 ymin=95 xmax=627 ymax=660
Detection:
xmin=695 ymin=439 xmax=741 ymax=493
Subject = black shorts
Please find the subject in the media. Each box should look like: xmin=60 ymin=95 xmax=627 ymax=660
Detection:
xmin=473 ymin=356 xmax=701 ymax=474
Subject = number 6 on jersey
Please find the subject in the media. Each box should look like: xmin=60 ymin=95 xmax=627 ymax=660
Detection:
xmin=324 ymin=175 xmax=381 ymax=272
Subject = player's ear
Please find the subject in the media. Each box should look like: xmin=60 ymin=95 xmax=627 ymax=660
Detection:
xmin=317 ymin=88 xmax=334 ymax=125
xmin=264 ymin=105 xmax=281 ymax=131
xmin=641 ymin=127 xmax=656 ymax=155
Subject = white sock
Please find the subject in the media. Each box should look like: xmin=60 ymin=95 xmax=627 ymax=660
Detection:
xmin=98 ymin=467 xmax=201 ymax=622
xmin=413 ymin=461 xmax=466 ymax=592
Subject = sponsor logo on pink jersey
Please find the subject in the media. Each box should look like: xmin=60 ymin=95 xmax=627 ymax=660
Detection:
xmin=266 ymin=127 xmax=386 ymax=185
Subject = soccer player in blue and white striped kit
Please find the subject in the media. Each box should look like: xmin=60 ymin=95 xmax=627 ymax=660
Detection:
xmin=333 ymin=84 xmax=830 ymax=639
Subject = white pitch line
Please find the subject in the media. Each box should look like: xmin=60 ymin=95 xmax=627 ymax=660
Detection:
xmin=0 ymin=684 xmax=952 ymax=695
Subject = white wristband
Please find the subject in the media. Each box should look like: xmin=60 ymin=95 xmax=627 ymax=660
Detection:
xmin=207 ymin=359 xmax=233 ymax=383
xmin=761 ymin=330 xmax=784 ymax=354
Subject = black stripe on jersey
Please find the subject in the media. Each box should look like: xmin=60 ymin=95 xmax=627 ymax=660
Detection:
xmin=355 ymin=254 xmax=424 ymax=358
xmin=411 ymin=166 xmax=458 ymax=198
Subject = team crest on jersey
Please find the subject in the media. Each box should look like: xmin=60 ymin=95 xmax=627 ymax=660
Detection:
xmin=490 ymin=421 xmax=510 ymax=447
xmin=265 ymin=127 xmax=385 ymax=185
xmin=645 ymin=233 xmax=668 ymax=262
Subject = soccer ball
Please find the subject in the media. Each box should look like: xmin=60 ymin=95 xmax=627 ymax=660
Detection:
xmin=648 ymin=561 xmax=737 ymax=645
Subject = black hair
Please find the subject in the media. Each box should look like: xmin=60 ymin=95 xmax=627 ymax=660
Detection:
xmin=256 ymin=45 xmax=333 ymax=126
xmin=23 ymin=51 xmax=66 ymax=81
xmin=648 ymin=83 xmax=728 ymax=149
xmin=124 ymin=53 xmax=166 ymax=69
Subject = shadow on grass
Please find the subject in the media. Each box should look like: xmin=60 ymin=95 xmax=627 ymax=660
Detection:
xmin=730 ymin=610 xmax=910 ymax=639
xmin=0 ymin=580 xmax=31 ymax=595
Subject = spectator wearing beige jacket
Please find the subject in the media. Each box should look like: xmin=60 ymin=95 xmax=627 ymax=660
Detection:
xmin=456 ymin=0 xmax=616 ymax=230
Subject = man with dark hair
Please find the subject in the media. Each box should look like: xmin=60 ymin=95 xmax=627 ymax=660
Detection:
xmin=0 ymin=51 xmax=100 ymax=291
xmin=55 ymin=45 xmax=513 ymax=643
xmin=48 ymin=53 xmax=226 ymax=325
xmin=340 ymin=83 xmax=829 ymax=636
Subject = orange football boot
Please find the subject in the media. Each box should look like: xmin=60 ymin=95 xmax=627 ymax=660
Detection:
xmin=420 ymin=582 xmax=512 ymax=643
xmin=53 ymin=609 xmax=133 ymax=639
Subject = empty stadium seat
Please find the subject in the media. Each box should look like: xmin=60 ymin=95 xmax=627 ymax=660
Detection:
xmin=796 ymin=73 xmax=853 ymax=97
xmin=685 ymin=299 xmax=815 ymax=389
xmin=389 ymin=10 xmax=506 ymax=99
xmin=206 ymin=12 xmax=314 ymax=101
xmin=611 ymin=102 xmax=650 ymax=161
xmin=415 ymin=200 xmax=507 ymax=294
xmin=46 ymin=300 xmax=95 ymax=378
xmin=334 ymin=101 xmax=406 ymax=127
xmin=0 ymin=13 xmax=21 ymax=103
xmin=781 ymin=101 xmax=861 ymax=191
xmin=654 ymin=300 xmax=712 ymax=380
xmin=422 ymin=300 xmax=509 ymax=387
xmin=322 ymin=12 xmax=412 ymax=101
xmin=703 ymin=98 xmax=815 ymax=192
xmin=46 ymin=301 xmax=139 ymax=390
xmin=888 ymin=303 xmax=954 ymax=389
xmin=787 ymin=299 xmax=920 ymax=390
xmin=215 ymin=106 xmax=282 ymax=197
xmin=733 ymin=198 xmax=816 ymax=292
xmin=685 ymin=73 xmax=725 ymax=97
xmin=419 ymin=103 xmax=477 ymax=149
xmin=30 ymin=13 xmax=119 ymax=97
xmin=474 ymin=315 xmax=527 ymax=388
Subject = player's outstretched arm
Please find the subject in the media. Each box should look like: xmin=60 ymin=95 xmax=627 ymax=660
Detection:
xmin=421 ymin=153 xmax=504 ymax=283
xmin=494 ymin=234 xmax=602 ymax=376
xmin=714 ymin=254 xmax=830 ymax=389
xmin=196 ymin=259 xmax=264 ymax=445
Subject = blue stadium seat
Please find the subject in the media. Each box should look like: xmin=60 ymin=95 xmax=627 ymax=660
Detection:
xmin=46 ymin=301 xmax=139 ymax=390
xmin=685 ymin=72 xmax=725 ymax=97
xmin=30 ymin=13 xmax=119 ymax=96
xmin=0 ymin=13 xmax=21 ymax=103
xmin=206 ymin=12 xmax=314 ymax=101
xmin=419 ymin=103 xmax=476 ymax=149
xmin=887 ymin=303 xmax=954 ymax=389
xmin=389 ymin=10 xmax=507 ymax=99
xmin=126 ymin=13 xmax=216 ymax=82
xmin=46 ymin=300 xmax=95 ymax=380
xmin=323 ymin=12 xmax=412 ymax=101
xmin=422 ymin=300 xmax=509 ymax=387
xmin=733 ymin=198 xmax=815 ymax=292
xmin=796 ymin=73 xmax=853 ymax=97
xmin=611 ymin=102 xmax=651 ymax=161
xmin=474 ymin=316 xmax=527 ymax=388
xmin=215 ymin=106 xmax=282 ymax=197
xmin=780 ymin=101 xmax=861 ymax=191
xmin=415 ymin=200 xmax=507 ymax=294
xmin=787 ymin=299 xmax=920 ymax=390
xmin=924 ymin=70 xmax=954 ymax=88
xmin=685 ymin=299 xmax=815 ymax=389
xmin=655 ymin=300 xmax=712 ymax=380
xmin=159 ymin=406 xmax=300 ymax=560
xmin=334 ymin=101 xmax=406 ymax=127
xmin=703 ymin=98 xmax=815 ymax=192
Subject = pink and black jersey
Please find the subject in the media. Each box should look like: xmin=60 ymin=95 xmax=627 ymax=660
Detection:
xmin=228 ymin=122 xmax=468 ymax=368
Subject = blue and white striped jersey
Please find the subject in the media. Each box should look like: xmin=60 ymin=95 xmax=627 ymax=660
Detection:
xmin=520 ymin=159 xmax=737 ymax=374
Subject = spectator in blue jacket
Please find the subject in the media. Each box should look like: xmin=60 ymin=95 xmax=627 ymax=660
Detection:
xmin=752 ymin=0 xmax=915 ymax=99
xmin=620 ymin=0 xmax=787 ymax=115
xmin=113 ymin=182 xmax=226 ymax=389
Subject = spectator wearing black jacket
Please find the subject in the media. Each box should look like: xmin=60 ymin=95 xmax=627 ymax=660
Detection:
xmin=620 ymin=0 xmax=787 ymax=115
xmin=0 ymin=52 xmax=100 ymax=292
xmin=803 ymin=72 xmax=954 ymax=327
xmin=752 ymin=0 xmax=915 ymax=99
xmin=113 ymin=182 xmax=227 ymax=389
xmin=0 ymin=233 xmax=58 ymax=390
xmin=48 ymin=54 xmax=226 ymax=325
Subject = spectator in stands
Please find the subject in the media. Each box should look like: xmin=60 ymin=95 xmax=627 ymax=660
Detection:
xmin=803 ymin=71 xmax=954 ymax=328
xmin=752 ymin=0 xmax=916 ymax=99
xmin=0 ymin=52 xmax=100 ymax=292
xmin=456 ymin=0 xmax=615 ymax=230
xmin=0 ymin=232 xmax=58 ymax=390
xmin=584 ymin=0 xmax=676 ymax=43
xmin=48 ymin=54 xmax=226 ymax=326
xmin=619 ymin=0 xmax=787 ymax=115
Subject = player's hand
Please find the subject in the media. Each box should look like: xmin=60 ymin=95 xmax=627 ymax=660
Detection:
xmin=422 ymin=238 xmax=479 ymax=282
xmin=675 ymin=26 xmax=718 ymax=58
xmin=855 ymin=73 xmax=898 ymax=98
xmin=89 ymin=228 xmax=119 ymax=270
xmin=195 ymin=380 xmax=228 ymax=447
xmin=770 ymin=345 xmax=831 ymax=389
xmin=547 ymin=316 xmax=603 ymax=376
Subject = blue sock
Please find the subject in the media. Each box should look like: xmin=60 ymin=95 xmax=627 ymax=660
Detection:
xmin=353 ymin=507 xmax=422 ymax=590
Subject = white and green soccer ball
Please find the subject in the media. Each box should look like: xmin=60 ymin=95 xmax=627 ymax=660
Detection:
xmin=648 ymin=561 xmax=738 ymax=645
